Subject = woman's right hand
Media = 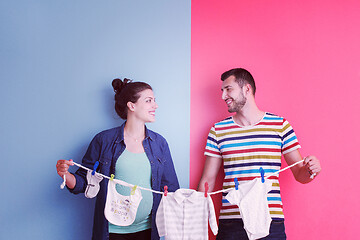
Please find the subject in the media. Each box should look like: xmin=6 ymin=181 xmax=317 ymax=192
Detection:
xmin=56 ymin=159 xmax=74 ymax=178
xmin=56 ymin=159 xmax=76 ymax=189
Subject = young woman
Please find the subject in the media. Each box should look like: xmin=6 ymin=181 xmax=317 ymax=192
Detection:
xmin=56 ymin=78 xmax=180 ymax=240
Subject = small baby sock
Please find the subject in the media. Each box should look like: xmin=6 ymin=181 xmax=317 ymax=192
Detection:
xmin=85 ymin=170 xmax=103 ymax=198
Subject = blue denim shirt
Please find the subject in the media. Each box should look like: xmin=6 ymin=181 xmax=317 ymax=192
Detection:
xmin=69 ymin=122 xmax=180 ymax=240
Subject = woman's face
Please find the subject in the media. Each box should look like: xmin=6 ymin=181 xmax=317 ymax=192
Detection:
xmin=130 ymin=89 xmax=158 ymax=123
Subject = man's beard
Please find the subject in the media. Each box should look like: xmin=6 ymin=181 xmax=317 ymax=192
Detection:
xmin=228 ymin=96 xmax=247 ymax=113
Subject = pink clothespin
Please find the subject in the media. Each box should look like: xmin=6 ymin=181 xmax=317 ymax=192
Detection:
xmin=164 ymin=186 xmax=168 ymax=196
xmin=204 ymin=182 xmax=209 ymax=197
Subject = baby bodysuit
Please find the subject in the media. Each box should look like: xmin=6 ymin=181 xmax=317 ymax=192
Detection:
xmin=225 ymin=178 xmax=273 ymax=240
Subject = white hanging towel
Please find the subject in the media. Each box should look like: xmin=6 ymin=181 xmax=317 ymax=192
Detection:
xmin=104 ymin=179 xmax=142 ymax=226
xmin=156 ymin=188 xmax=218 ymax=240
xmin=225 ymin=178 xmax=273 ymax=240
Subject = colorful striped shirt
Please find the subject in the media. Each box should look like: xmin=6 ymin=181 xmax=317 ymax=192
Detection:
xmin=204 ymin=112 xmax=301 ymax=220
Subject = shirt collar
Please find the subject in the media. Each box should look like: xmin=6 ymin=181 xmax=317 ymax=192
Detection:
xmin=173 ymin=189 xmax=201 ymax=204
xmin=144 ymin=125 xmax=155 ymax=141
xmin=117 ymin=121 xmax=155 ymax=142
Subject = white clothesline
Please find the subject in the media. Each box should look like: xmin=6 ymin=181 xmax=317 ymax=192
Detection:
xmin=71 ymin=161 xmax=163 ymax=194
xmin=265 ymin=159 xmax=304 ymax=179
xmin=209 ymin=159 xmax=316 ymax=195
xmin=269 ymin=159 xmax=316 ymax=179
xmin=61 ymin=159 xmax=312 ymax=195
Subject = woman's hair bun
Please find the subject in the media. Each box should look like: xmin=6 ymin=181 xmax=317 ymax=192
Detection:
xmin=111 ymin=78 xmax=152 ymax=119
xmin=112 ymin=78 xmax=132 ymax=94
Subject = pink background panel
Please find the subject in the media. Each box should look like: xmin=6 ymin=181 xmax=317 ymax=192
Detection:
xmin=190 ymin=0 xmax=360 ymax=239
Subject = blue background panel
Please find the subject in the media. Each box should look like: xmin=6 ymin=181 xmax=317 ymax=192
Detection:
xmin=0 ymin=1 xmax=191 ymax=239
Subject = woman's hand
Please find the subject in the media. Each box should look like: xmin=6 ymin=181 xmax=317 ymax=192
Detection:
xmin=56 ymin=159 xmax=76 ymax=189
xmin=56 ymin=159 xmax=74 ymax=177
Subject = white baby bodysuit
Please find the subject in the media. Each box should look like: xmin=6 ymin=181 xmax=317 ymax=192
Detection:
xmin=156 ymin=189 xmax=218 ymax=240
xmin=85 ymin=170 xmax=104 ymax=198
xmin=225 ymin=178 xmax=273 ymax=240
xmin=104 ymin=179 xmax=143 ymax=226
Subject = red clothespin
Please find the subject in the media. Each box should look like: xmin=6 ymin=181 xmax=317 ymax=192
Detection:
xmin=164 ymin=186 xmax=168 ymax=196
xmin=204 ymin=182 xmax=209 ymax=197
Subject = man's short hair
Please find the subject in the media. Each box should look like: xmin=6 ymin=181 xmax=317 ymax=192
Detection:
xmin=221 ymin=68 xmax=256 ymax=95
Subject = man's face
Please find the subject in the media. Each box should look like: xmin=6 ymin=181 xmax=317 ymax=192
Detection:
xmin=221 ymin=76 xmax=247 ymax=113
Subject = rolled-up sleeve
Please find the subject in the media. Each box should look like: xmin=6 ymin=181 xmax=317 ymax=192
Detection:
xmin=69 ymin=133 xmax=102 ymax=194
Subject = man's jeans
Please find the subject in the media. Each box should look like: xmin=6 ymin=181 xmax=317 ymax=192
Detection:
xmin=216 ymin=219 xmax=286 ymax=240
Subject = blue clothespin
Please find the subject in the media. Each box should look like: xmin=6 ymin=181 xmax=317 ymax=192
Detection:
xmin=92 ymin=161 xmax=99 ymax=175
xmin=260 ymin=167 xmax=265 ymax=183
xmin=234 ymin=178 xmax=239 ymax=190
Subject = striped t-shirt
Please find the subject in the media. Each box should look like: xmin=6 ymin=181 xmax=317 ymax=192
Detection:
xmin=204 ymin=112 xmax=301 ymax=220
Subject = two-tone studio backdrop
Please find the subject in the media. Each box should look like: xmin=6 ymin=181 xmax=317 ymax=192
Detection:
xmin=1 ymin=0 xmax=359 ymax=239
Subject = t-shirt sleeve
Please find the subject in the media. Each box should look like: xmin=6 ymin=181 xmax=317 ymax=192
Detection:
xmin=281 ymin=119 xmax=301 ymax=155
xmin=204 ymin=126 xmax=222 ymax=158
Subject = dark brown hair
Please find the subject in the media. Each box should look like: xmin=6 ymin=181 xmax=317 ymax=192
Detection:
xmin=112 ymin=78 xmax=152 ymax=119
xmin=221 ymin=68 xmax=256 ymax=95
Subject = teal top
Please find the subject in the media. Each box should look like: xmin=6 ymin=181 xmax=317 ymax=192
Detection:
xmin=109 ymin=149 xmax=153 ymax=234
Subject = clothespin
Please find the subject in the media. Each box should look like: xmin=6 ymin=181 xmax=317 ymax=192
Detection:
xmin=110 ymin=174 xmax=115 ymax=181
xmin=204 ymin=182 xmax=209 ymax=197
xmin=234 ymin=178 xmax=239 ymax=190
xmin=164 ymin=186 xmax=168 ymax=196
xmin=92 ymin=161 xmax=99 ymax=175
xmin=260 ymin=167 xmax=265 ymax=183
xmin=131 ymin=185 xmax=138 ymax=195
